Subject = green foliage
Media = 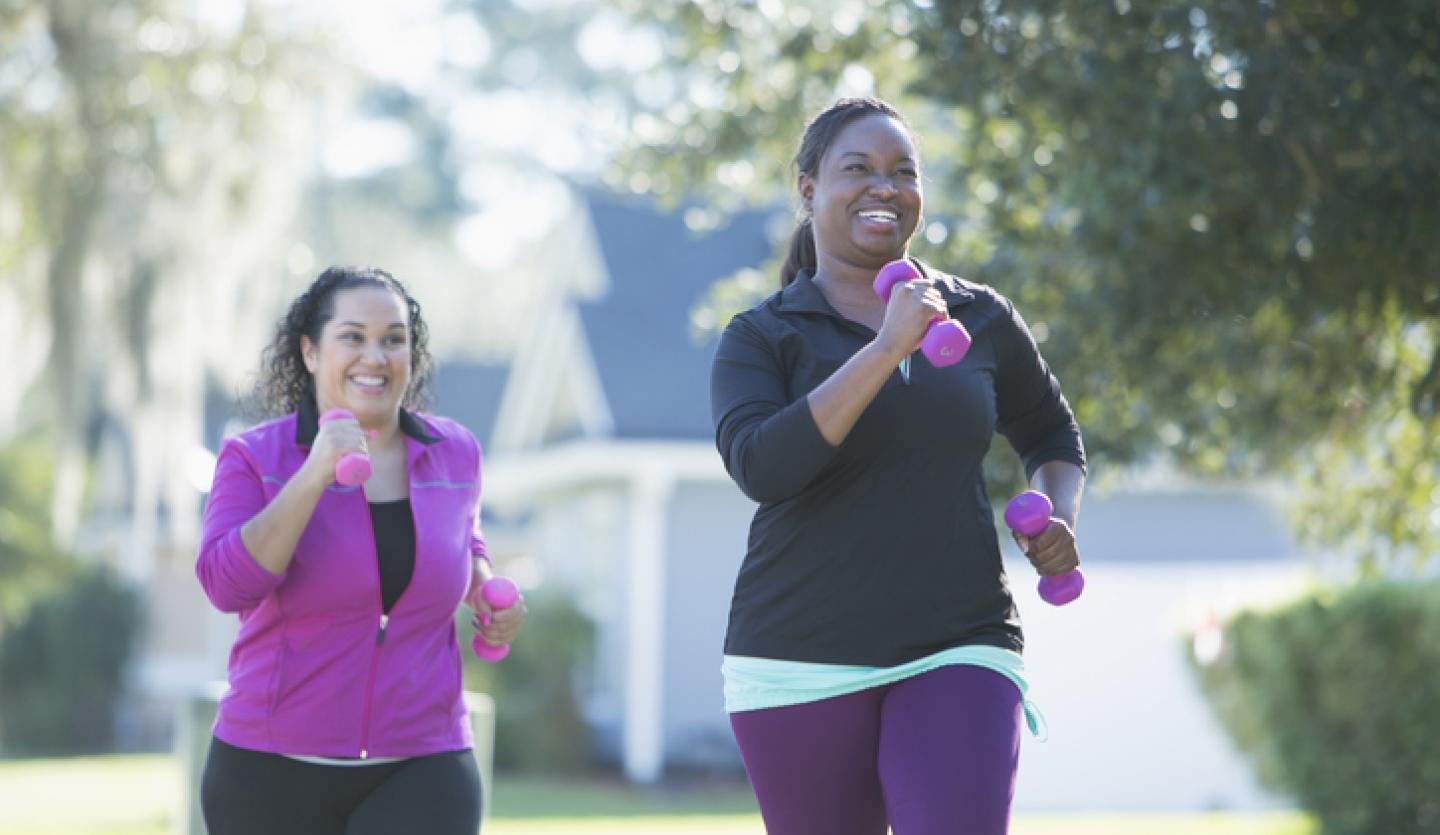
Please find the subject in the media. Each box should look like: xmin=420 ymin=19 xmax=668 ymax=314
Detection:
xmin=0 ymin=433 xmax=76 ymax=626
xmin=460 ymin=589 xmax=596 ymax=774
xmin=617 ymin=0 xmax=1440 ymax=567
xmin=1192 ymin=582 xmax=1440 ymax=834
xmin=1292 ymin=406 xmax=1440 ymax=576
xmin=0 ymin=566 xmax=145 ymax=755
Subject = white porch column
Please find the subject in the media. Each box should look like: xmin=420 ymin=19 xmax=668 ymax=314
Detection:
xmin=622 ymin=468 xmax=673 ymax=783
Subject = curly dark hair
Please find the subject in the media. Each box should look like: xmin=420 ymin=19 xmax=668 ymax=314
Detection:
xmin=250 ymin=266 xmax=434 ymax=418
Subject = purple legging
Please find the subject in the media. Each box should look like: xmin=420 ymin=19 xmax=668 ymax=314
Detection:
xmin=729 ymin=664 xmax=1022 ymax=835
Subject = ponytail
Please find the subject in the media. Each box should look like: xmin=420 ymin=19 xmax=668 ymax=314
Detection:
xmin=779 ymin=216 xmax=817 ymax=288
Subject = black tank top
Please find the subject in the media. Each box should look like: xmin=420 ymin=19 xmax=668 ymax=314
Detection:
xmin=367 ymin=499 xmax=415 ymax=613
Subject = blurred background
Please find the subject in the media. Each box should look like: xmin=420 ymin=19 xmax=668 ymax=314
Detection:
xmin=1 ymin=0 xmax=1437 ymax=833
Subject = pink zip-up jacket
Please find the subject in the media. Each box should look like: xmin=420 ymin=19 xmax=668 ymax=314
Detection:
xmin=197 ymin=401 xmax=485 ymax=758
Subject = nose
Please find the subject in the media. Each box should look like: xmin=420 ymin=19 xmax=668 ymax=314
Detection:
xmin=362 ymin=339 xmax=386 ymax=364
xmin=868 ymin=174 xmax=898 ymax=199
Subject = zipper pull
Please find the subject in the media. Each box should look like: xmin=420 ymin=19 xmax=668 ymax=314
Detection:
xmin=376 ymin=613 xmax=389 ymax=645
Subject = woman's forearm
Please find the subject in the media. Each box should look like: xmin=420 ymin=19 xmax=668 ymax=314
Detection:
xmin=806 ymin=340 xmax=909 ymax=446
xmin=239 ymin=463 xmax=330 ymax=575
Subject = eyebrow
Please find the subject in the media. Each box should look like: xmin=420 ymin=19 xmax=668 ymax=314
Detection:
xmin=337 ymin=320 xmax=407 ymax=329
xmin=837 ymin=150 xmax=918 ymax=163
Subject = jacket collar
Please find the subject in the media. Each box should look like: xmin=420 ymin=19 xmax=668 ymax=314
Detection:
xmin=776 ymin=258 xmax=976 ymax=317
xmin=294 ymin=394 xmax=444 ymax=447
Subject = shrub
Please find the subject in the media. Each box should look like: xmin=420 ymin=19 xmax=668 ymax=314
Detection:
xmin=0 ymin=433 xmax=72 ymax=626
xmin=459 ymin=588 xmax=595 ymax=773
xmin=0 ymin=567 xmax=145 ymax=755
xmin=1191 ymin=580 xmax=1440 ymax=834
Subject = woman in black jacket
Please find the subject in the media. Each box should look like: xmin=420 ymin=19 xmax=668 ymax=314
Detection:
xmin=710 ymin=97 xmax=1086 ymax=835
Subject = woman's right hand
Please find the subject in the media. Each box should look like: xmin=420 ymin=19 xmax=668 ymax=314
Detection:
xmin=875 ymin=276 xmax=948 ymax=360
xmin=303 ymin=414 xmax=369 ymax=485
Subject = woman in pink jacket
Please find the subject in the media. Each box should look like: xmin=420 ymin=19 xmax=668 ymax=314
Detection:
xmin=197 ymin=266 xmax=525 ymax=835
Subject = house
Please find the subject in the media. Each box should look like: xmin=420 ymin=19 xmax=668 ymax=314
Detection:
xmin=474 ymin=190 xmax=784 ymax=783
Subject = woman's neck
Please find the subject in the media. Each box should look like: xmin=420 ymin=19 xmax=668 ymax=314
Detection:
xmin=367 ymin=420 xmax=404 ymax=451
xmin=812 ymin=268 xmax=889 ymax=331
xmin=812 ymin=255 xmax=889 ymax=313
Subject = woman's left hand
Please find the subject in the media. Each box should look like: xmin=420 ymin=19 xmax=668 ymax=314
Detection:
xmin=467 ymin=564 xmax=528 ymax=648
xmin=1012 ymin=518 xmax=1081 ymax=576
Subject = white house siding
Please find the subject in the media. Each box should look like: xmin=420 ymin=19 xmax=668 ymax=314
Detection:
xmin=1006 ymin=485 xmax=1307 ymax=811
xmin=1012 ymin=558 xmax=1304 ymax=811
xmin=661 ymin=481 xmax=755 ymax=770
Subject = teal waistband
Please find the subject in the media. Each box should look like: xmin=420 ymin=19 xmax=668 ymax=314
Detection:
xmin=722 ymin=646 xmax=1048 ymax=740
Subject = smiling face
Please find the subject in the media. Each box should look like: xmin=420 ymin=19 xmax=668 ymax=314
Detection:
xmin=301 ymin=285 xmax=412 ymax=427
xmin=800 ymin=113 xmax=922 ymax=274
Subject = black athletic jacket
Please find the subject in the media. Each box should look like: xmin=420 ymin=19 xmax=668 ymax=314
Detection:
xmin=710 ymin=260 xmax=1086 ymax=667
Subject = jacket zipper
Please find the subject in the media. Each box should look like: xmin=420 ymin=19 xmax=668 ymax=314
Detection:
xmin=358 ymin=612 xmax=387 ymax=759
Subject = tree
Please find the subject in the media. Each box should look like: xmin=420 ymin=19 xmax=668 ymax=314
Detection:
xmin=0 ymin=0 xmax=323 ymax=567
xmin=612 ymin=0 xmax=1440 ymax=569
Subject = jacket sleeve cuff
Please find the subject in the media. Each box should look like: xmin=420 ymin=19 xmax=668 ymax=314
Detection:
xmin=787 ymin=394 xmax=841 ymax=460
xmin=1022 ymin=447 xmax=1088 ymax=482
xmin=730 ymin=395 xmax=841 ymax=503
xmin=220 ymin=527 xmax=286 ymax=598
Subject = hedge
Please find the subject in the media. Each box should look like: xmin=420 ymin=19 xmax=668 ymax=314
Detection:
xmin=1191 ymin=580 xmax=1440 ymax=834
xmin=0 ymin=566 xmax=144 ymax=754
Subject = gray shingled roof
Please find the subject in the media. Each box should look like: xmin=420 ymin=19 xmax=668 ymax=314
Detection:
xmin=579 ymin=192 xmax=781 ymax=440
xmin=430 ymin=360 xmax=511 ymax=452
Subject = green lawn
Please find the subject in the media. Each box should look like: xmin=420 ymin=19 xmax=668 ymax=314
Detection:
xmin=483 ymin=815 xmax=1315 ymax=835
xmin=0 ymin=754 xmax=1316 ymax=835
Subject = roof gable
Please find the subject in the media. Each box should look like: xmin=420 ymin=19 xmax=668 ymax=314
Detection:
xmin=578 ymin=192 xmax=782 ymax=439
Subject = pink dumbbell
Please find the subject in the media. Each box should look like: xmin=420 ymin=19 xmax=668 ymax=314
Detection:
xmin=470 ymin=576 xmax=521 ymax=662
xmin=318 ymin=408 xmax=372 ymax=486
xmin=1004 ymin=490 xmax=1085 ymax=606
xmin=872 ymin=260 xmax=972 ymax=367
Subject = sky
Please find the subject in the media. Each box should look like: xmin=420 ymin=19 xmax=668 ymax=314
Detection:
xmin=176 ymin=0 xmax=669 ymax=270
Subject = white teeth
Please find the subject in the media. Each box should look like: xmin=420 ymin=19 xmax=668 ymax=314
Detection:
xmin=352 ymin=376 xmax=385 ymax=386
xmin=860 ymin=211 xmax=898 ymax=222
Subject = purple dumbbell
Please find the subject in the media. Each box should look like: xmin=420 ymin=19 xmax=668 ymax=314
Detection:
xmin=872 ymin=260 xmax=972 ymax=367
xmin=318 ymin=408 xmax=372 ymax=486
xmin=1004 ymin=490 xmax=1085 ymax=606
xmin=471 ymin=576 xmax=521 ymax=662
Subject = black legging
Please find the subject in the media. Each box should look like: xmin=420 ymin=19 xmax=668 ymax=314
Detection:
xmin=201 ymin=737 xmax=482 ymax=835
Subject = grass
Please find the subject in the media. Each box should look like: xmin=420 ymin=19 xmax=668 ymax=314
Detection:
xmin=0 ymin=754 xmax=1316 ymax=835
xmin=0 ymin=754 xmax=175 ymax=835
xmin=482 ymin=815 xmax=1315 ymax=835
xmin=491 ymin=774 xmax=760 ymax=817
